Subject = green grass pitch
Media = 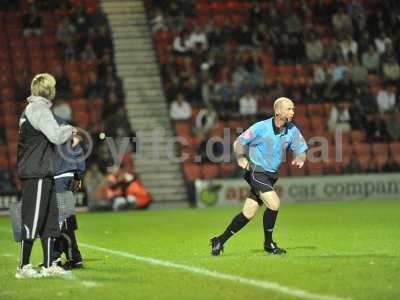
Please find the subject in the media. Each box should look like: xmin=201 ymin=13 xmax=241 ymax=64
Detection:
xmin=0 ymin=199 xmax=399 ymax=300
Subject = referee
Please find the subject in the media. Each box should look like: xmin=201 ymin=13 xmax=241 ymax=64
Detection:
xmin=210 ymin=97 xmax=308 ymax=255
xmin=16 ymin=73 xmax=76 ymax=278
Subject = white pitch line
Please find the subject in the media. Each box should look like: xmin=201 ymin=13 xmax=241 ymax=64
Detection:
xmin=79 ymin=242 xmax=351 ymax=300
xmin=0 ymin=227 xmax=349 ymax=300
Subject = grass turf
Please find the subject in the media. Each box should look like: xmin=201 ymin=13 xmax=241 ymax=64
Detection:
xmin=0 ymin=199 xmax=399 ymax=300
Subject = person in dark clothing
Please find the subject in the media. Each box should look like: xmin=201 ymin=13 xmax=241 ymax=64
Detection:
xmin=52 ymin=115 xmax=86 ymax=269
xmin=16 ymin=73 xmax=76 ymax=278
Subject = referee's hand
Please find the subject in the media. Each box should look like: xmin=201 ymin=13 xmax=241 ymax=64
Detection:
xmin=237 ymin=157 xmax=250 ymax=170
xmin=291 ymin=157 xmax=305 ymax=168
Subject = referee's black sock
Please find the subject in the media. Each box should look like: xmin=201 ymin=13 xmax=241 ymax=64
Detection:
xmin=263 ymin=208 xmax=278 ymax=244
xmin=41 ymin=237 xmax=55 ymax=268
xmin=20 ymin=239 xmax=34 ymax=268
xmin=218 ymin=212 xmax=250 ymax=245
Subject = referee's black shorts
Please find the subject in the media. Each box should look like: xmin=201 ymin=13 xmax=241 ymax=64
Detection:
xmin=243 ymin=169 xmax=278 ymax=205
xmin=21 ymin=177 xmax=60 ymax=240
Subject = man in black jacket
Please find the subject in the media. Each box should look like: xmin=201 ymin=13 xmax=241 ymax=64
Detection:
xmin=16 ymin=73 xmax=77 ymax=278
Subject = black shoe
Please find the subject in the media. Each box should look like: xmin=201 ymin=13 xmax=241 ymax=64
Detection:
xmin=264 ymin=241 xmax=286 ymax=255
xmin=63 ymin=259 xmax=84 ymax=270
xmin=210 ymin=237 xmax=224 ymax=256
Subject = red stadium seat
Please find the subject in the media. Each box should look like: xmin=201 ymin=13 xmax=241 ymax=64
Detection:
xmin=202 ymin=164 xmax=220 ymax=179
xmin=175 ymin=121 xmax=191 ymax=137
xmin=220 ymin=162 xmax=237 ymax=177
xmin=308 ymin=162 xmax=324 ymax=175
xmin=350 ymin=130 xmax=366 ymax=143
xmin=183 ymin=163 xmax=202 ymax=181
xmin=371 ymin=143 xmax=389 ymax=157
xmin=353 ymin=143 xmax=371 ymax=158
xmin=307 ymin=104 xmax=325 ymax=117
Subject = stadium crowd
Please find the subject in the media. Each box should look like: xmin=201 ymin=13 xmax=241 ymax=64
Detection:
xmin=146 ymin=0 xmax=400 ymax=178
xmin=0 ymin=0 xmax=141 ymax=207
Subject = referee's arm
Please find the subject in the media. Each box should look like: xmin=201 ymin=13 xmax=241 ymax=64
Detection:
xmin=233 ymin=140 xmax=250 ymax=170
xmin=291 ymin=152 xmax=306 ymax=168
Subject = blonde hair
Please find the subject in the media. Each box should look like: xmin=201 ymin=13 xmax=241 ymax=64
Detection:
xmin=31 ymin=73 xmax=56 ymax=100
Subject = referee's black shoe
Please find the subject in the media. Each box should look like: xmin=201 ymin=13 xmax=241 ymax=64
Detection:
xmin=264 ymin=241 xmax=286 ymax=255
xmin=210 ymin=237 xmax=224 ymax=256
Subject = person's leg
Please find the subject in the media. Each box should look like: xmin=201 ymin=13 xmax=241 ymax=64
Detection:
xmin=217 ymin=198 xmax=259 ymax=245
xmin=16 ymin=179 xmax=44 ymax=278
xmin=210 ymin=193 xmax=262 ymax=256
xmin=63 ymin=215 xmax=83 ymax=268
xmin=258 ymin=190 xmax=286 ymax=254
xmin=41 ymin=179 xmax=58 ymax=264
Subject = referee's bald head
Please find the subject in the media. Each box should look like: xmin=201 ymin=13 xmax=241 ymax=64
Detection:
xmin=274 ymin=97 xmax=293 ymax=112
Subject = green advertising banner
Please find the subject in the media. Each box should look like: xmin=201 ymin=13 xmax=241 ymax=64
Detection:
xmin=195 ymin=174 xmax=400 ymax=207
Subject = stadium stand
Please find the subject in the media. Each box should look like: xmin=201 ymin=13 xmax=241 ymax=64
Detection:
xmin=0 ymin=0 xmax=135 ymax=191
xmin=145 ymin=0 xmax=400 ymax=181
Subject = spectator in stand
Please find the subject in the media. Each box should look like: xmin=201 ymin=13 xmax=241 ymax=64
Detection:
xmin=90 ymin=26 xmax=113 ymax=57
xmin=187 ymin=25 xmax=208 ymax=54
xmin=251 ymin=23 xmax=268 ymax=49
xmin=53 ymin=65 xmax=71 ymax=98
xmin=358 ymin=84 xmax=377 ymax=114
xmin=329 ymin=58 xmax=349 ymax=82
xmin=382 ymin=155 xmax=400 ymax=172
xmin=313 ymin=63 xmax=327 ymax=93
xmin=56 ymin=17 xmax=76 ymax=49
xmin=235 ymin=25 xmax=253 ymax=49
xmin=80 ymin=42 xmax=97 ymax=61
xmin=382 ymin=56 xmax=400 ymax=83
xmin=173 ymin=31 xmax=191 ymax=55
xmin=376 ymin=84 xmax=397 ymax=113
xmin=22 ymin=5 xmax=42 ymax=36
xmin=169 ymin=93 xmax=192 ymax=121
xmin=305 ymin=33 xmax=324 ymax=63
xmin=104 ymin=107 xmax=135 ymax=140
xmin=239 ymin=90 xmax=257 ymax=117
xmin=89 ymin=5 xmax=108 ymax=29
xmin=349 ymin=56 xmax=368 ymax=84
xmin=365 ymin=114 xmax=388 ymax=142
xmin=150 ymin=8 xmax=167 ymax=33
xmin=324 ymin=38 xmax=343 ymax=62
xmin=385 ymin=111 xmax=400 ymax=141
xmin=84 ymin=71 xmax=102 ymax=98
xmin=332 ymin=6 xmax=353 ymax=36
xmin=374 ymin=32 xmax=392 ymax=55
xmin=328 ymin=102 xmax=351 ymax=132
xmin=52 ymin=99 xmax=73 ymax=122
xmin=340 ymin=35 xmax=358 ymax=61
xmin=284 ymin=11 xmax=302 ymax=34
xmin=362 ymin=45 xmax=380 ymax=74
xmin=208 ymin=24 xmax=226 ymax=52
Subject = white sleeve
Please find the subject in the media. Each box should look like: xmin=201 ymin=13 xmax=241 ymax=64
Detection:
xmin=26 ymin=103 xmax=73 ymax=145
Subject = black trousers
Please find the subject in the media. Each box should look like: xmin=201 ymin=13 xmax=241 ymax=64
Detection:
xmin=20 ymin=177 xmax=60 ymax=240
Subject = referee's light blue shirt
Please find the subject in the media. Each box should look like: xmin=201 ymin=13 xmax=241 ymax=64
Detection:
xmin=237 ymin=118 xmax=308 ymax=173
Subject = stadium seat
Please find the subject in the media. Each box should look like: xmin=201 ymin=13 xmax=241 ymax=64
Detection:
xmin=350 ymin=130 xmax=366 ymax=143
xmin=389 ymin=142 xmax=400 ymax=156
xmin=220 ymin=162 xmax=237 ymax=177
xmin=202 ymin=164 xmax=220 ymax=179
xmin=353 ymin=143 xmax=371 ymax=158
xmin=307 ymin=104 xmax=325 ymax=117
xmin=175 ymin=121 xmax=191 ymax=137
xmin=307 ymin=162 xmax=324 ymax=175
xmin=290 ymin=163 xmax=306 ymax=176
xmin=183 ymin=163 xmax=202 ymax=181
xmin=371 ymin=143 xmax=389 ymax=157
xmin=310 ymin=117 xmax=326 ymax=130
